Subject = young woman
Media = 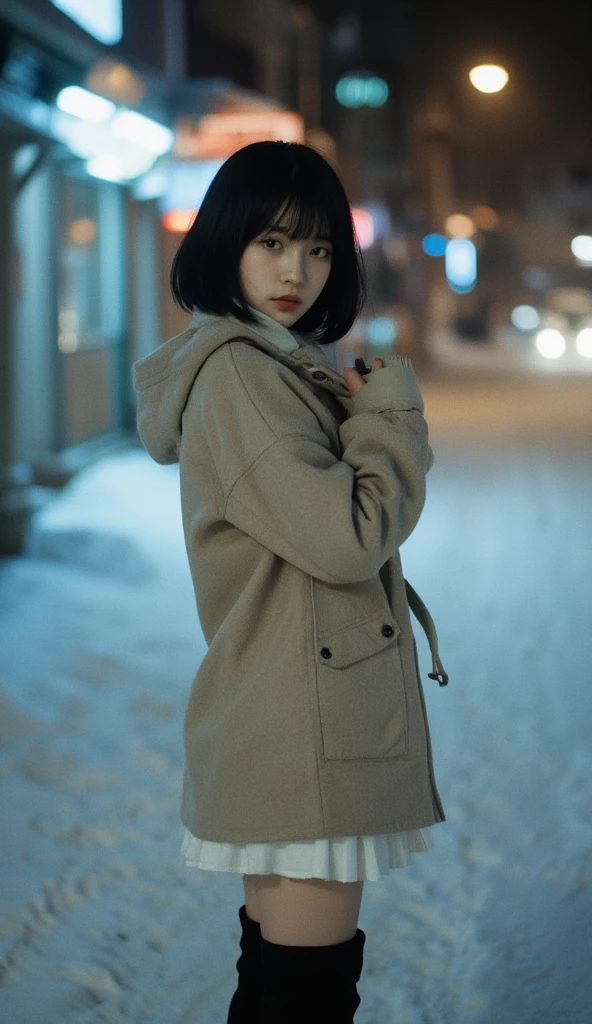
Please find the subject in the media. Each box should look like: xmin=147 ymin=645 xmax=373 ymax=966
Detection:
xmin=132 ymin=140 xmax=448 ymax=1023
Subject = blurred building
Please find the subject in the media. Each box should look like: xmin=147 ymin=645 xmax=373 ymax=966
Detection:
xmin=0 ymin=0 xmax=307 ymax=554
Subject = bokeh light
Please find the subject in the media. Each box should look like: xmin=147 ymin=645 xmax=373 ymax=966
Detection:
xmin=445 ymin=213 xmax=476 ymax=238
xmin=469 ymin=65 xmax=509 ymax=93
xmin=368 ymin=317 xmax=397 ymax=346
xmin=471 ymin=205 xmax=500 ymax=230
xmin=351 ymin=207 xmax=375 ymax=249
xmin=535 ymin=328 xmax=566 ymax=359
xmin=162 ymin=209 xmax=197 ymax=233
xmin=335 ymin=74 xmax=389 ymax=108
xmin=511 ymin=305 xmax=540 ymax=331
xmin=422 ymin=233 xmax=447 ymax=257
xmin=57 ymin=85 xmax=115 ymax=121
xmin=445 ymin=238 xmax=477 ymax=293
xmin=570 ymin=236 xmax=592 ymax=264
xmin=575 ymin=328 xmax=592 ymax=358
xmin=68 ymin=218 xmax=97 ymax=246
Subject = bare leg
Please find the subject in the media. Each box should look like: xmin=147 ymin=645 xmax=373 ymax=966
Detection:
xmin=243 ymin=873 xmax=364 ymax=946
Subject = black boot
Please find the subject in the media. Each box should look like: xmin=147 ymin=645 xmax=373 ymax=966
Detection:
xmin=227 ymin=904 xmax=263 ymax=1023
xmin=260 ymin=927 xmax=366 ymax=1023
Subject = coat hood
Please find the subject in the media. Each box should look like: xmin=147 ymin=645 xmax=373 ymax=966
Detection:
xmin=132 ymin=306 xmax=358 ymax=466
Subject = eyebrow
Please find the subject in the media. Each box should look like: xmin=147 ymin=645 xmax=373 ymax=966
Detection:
xmin=267 ymin=223 xmax=332 ymax=243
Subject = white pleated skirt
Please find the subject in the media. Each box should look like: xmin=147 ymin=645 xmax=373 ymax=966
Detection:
xmin=180 ymin=826 xmax=431 ymax=883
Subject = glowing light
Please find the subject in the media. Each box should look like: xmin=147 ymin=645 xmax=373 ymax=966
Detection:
xmin=445 ymin=238 xmax=477 ymax=294
xmin=57 ymin=307 xmax=79 ymax=352
xmin=86 ymin=154 xmax=126 ymax=182
xmin=422 ymin=233 xmax=447 ymax=257
xmin=175 ymin=111 xmax=304 ymax=160
xmin=86 ymin=59 xmax=145 ymax=107
xmin=59 ymin=309 xmax=78 ymax=330
xmin=469 ymin=65 xmax=509 ymax=94
xmin=471 ymin=205 xmax=500 ymax=230
xmin=56 ymin=85 xmax=115 ymax=121
xmin=535 ymin=328 xmax=566 ymax=359
xmin=511 ymin=305 xmax=540 ymax=331
xmin=162 ymin=209 xmax=198 ymax=233
xmin=58 ymin=331 xmax=78 ymax=353
xmin=51 ymin=0 xmax=122 ymax=45
xmin=68 ymin=217 xmax=96 ymax=245
xmin=576 ymin=328 xmax=592 ymax=358
xmin=570 ymin=235 xmax=592 ymax=264
xmin=445 ymin=213 xmax=476 ymax=238
xmin=368 ymin=317 xmax=397 ymax=346
xmin=335 ymin=74 xmax=389 ymax=108
xmin=351 ymin=207 xmax=375 ymax=250
xmin=53 ymin=109 xmax=159 ymax=179
xmin=111 ymin=110 xmax=173 ymax=156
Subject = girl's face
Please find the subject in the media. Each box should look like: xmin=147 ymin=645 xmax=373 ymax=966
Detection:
xmin=239 ymin=213 xmax=332 ymax=327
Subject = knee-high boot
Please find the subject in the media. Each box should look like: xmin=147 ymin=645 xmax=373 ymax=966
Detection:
xmin=226 ymin=904 xmax=263 ymax=1023
xmin=260 ymin=927 xmax=366 ymax=1023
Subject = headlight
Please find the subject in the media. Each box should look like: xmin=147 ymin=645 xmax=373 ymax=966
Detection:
xmin=575 ymin=328 xmax=592 ymax=358
xmin=535 ymin=328 xmax=566 ymax=359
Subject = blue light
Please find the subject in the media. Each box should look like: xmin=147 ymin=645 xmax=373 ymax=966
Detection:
xmin=368 ymin=317 xmax=398 ymax=346
xmin=445 ymin=238 xmax=477 ymax=293
xmin=422 ymin=233 xmax=447 ymax=257
xmin=335 ymin=75 xmax=389 ymax=108
xmin=365 ymin=79 xmax=389 ymax=107
xmin=51 ymin=1 xmax=122 ymax=45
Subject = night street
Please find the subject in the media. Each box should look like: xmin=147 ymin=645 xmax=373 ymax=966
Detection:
xmin=2 ymin=1 xmax=592 ymax=1017
xmin=1 ymin=370 xmax=590 ymax=1023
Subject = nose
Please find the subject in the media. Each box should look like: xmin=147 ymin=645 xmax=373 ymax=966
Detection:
xmin=280 ymin=249 xmax=306 ymax=285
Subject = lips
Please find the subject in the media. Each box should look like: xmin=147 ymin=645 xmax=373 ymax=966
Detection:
xmin=274 ymin=295 xmax=301 ymax=304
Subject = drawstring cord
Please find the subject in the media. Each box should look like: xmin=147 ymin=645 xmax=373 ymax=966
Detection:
xmin=404 ymin=580 xmax=449 ymax=687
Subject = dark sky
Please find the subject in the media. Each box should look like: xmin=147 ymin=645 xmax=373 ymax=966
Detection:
xmin=415 ymin=0 xmax=591 ymax=112
xmin=310 ymin=0 xmax=592 ymax=184
xmin=310 ymin=0 xmax=592 ymax=130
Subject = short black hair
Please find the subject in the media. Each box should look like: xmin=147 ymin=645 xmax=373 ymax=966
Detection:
xmin=170 ymin=141 xmax=367 ymax=344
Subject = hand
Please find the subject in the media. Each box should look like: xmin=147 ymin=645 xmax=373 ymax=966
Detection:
xmin=342 ymin=357 xmax=384 ymax=396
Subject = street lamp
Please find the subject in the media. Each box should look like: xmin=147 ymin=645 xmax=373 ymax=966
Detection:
xmin=469 ymin=65 xmax=509 ymax=94
xmin=415 ymin=65 xmax=509 ymax=362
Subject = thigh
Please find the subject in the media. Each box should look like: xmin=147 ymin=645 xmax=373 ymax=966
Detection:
xmin=247 ymin=874 xmax=364 ymax=946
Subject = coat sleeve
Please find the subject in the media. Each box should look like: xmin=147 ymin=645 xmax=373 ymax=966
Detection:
xmin=186 ymin=343 xmax=434 ymax=585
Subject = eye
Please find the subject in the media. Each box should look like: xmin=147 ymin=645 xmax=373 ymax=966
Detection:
xmin=262 ymin=238 xmax=281 ymax=250
xmin=312 ymin=246 xmax=332 ymax=258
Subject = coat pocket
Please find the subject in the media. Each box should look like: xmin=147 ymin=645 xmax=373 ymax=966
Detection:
xmin=314 ymin=610 xmax=409 ymax=761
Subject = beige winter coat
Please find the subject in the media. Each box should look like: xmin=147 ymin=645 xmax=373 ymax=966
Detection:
xmin=132 ymin=308 xmax=448 ymax=843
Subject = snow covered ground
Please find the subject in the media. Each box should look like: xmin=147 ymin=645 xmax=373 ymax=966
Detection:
xmin=1 ymin=373 xmax=591 ymax=1023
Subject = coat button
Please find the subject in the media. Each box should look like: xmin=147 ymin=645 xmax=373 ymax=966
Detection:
xmin=320 ymin=647 xmax=332 ymax=659
xmin=381 ymin=624 xmax=394 ymax=638
xmin=311 ymin=370 xmax=327 ymax=380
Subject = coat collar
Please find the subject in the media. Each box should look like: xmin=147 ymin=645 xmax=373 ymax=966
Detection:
xmin=188 ymin=305 xmax=355 ymax=415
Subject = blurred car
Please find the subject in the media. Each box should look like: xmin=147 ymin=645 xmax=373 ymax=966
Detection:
xmin=510 ymin=288 xmax=592 ymax=365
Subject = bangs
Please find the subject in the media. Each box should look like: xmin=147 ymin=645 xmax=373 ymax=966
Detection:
xmin=264 ymin=194 xmax=332 ymax=242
